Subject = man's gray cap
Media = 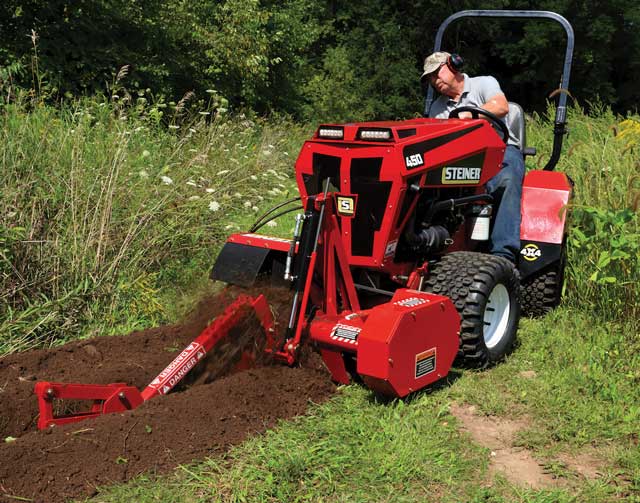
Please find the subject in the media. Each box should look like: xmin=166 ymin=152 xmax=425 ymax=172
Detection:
xmin=421 ymin=51 xmax=451 ymax=80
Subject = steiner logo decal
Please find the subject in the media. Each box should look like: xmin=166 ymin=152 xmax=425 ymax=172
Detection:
xmin=520 ymin=243 xmax=542 ymax=262
xmin=405 ymin=153 xmax=424 ymax=168
xmin=336 ymin=196 xmax=356 ymax=217
xmin=441 ymin=166 xmax=482 ymax=184
xmin=415 ymin=348 xmax=436 ymax=378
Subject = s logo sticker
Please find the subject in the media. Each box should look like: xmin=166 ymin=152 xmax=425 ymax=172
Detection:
xmin=520 ymin=243 xmax=542 ymax=261
xmin=336 ymin=196 xmax=356 ymax=217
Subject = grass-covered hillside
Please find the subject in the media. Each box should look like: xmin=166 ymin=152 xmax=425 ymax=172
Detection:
xmin=1 ymin=98 xmax=639 ymax=502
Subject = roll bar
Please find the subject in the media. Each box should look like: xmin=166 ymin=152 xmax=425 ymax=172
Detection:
xmin=423 ymin=10 xmax=575 ymax=171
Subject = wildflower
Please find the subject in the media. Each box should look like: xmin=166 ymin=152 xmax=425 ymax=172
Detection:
xmin=209 ymin=200 xmax=221 ymax=212
xmin=224 ymin=224 xmax=238 ymax=230
xmin=168 ymin=125 xmax=180 ymax=130
xmin=160 ymin=176 xmax=173 ymax=185
xmin=256 ymin=195 xmax=264 ymax=201
xmin=250 ymin=175 xmax=257 ymax=181
xmin=188 ymin=195 xmax=201 ymax=201
xmin=243 ymin=201 xmax=252 ymax=208
xmin=233 ymin=192 xmax=242 ymax=198
xmin=205 ymin=188 xmax=215 ymax=193
xmin=262 ymin=150 xmax=272 ymax=156
xmin=252 ymin=206 xmax=259 ymax=212
xmin=266 ymin=220 xmax=277 ymax=227
xmin=268 ymin=144 xmax=275 ymax=149
xmin=186 ymin=180 xmax=198 ymax=187
xmin=142 ymin=150 xmax=150 ymax=158
xmin=139 ymin=170 xmax=149 ymax=178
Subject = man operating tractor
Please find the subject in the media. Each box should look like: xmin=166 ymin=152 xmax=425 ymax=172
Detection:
xmin=421 ymin=51 xmax=525 ymax=264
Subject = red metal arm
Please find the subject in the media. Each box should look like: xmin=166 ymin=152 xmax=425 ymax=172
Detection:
xmin=34 ymin=294 xmax=275 ymax=429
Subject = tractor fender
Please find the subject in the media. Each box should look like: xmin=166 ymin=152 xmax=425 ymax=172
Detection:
xmin=211 ymin=234 xmax=290 ymax=288
xmin=519 ymin=170 xmax=572 ymax=278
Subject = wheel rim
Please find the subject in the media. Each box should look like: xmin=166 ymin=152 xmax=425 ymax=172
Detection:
xmin=483 ymin=284 xmax=511 ymax=349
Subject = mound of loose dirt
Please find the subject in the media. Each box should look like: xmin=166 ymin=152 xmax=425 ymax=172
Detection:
xmin=0 ymin=288 xmax=335 ymax=502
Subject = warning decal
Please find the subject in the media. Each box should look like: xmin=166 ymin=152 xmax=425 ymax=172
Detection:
xmin=415 ymin=347 xmax=436 ymax=378
xmin=394 ymin=297 xmax=427 ymax=308
xmin=148 ymin=342 xmax=207 ymax=395
xmin=330 ymin=323 xmax=361 ymax=345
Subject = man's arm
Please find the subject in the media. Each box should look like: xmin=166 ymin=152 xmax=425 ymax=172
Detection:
xmin=480 ymin=92 xmax=509 ymax=117
xmin=458 ymin=92 xmax=509 ymax=119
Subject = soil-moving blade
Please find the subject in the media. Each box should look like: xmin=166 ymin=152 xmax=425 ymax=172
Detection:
xmin=34 ymin=294 xmax=275 ymax=429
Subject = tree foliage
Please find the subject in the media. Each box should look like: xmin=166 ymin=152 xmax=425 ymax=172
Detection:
xmin=0 ymin=0 xmax=638 ymax=120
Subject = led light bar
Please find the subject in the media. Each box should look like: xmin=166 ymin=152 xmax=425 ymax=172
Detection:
xmin=357 ymin=128 xmax=393 ymax=141
xmin=317 ymin=126 xmax=344 ymax=139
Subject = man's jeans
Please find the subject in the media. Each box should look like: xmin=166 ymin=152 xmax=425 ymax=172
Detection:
xmin=485 ymin=145 xmax=525 ymax=262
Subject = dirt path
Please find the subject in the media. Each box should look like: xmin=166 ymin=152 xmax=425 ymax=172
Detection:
xmin=0 ymin=288 xmax=335 ymax=502
xmin=450 ymin=403 xmax=604 ymax=488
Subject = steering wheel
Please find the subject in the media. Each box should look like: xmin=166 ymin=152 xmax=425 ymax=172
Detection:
xmin=449 ymin=106 xmax=510 ymax=144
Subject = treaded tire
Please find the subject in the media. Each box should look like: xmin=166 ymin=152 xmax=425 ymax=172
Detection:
xmin=423 ymin=252 xmax=520 ymax=368
xmin=520 ymin=257 xmax=566 ymax=317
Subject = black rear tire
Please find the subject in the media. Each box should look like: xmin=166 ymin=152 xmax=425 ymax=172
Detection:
xmin=423 ymin=252 xmax=520 ymax=367
xmin=520 ymin=254 xmax=566 ymax=317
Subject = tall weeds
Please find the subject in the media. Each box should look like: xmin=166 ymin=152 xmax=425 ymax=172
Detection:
xmin=528 ymin=104 xmax=640 ymax=321
xmin=0 ymin=96 xmax=305 ymax=353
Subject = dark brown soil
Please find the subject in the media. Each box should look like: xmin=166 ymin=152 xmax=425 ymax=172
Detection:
xmin=0 ymin=288 xmax=334 ymax=503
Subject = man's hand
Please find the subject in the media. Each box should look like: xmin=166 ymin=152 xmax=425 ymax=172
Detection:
xmin=457 ymin=111 xmax=473 ymax=119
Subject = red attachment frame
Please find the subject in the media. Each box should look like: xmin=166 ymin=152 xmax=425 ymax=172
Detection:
xmin=34 ymin=294 xmax=275 ymax=429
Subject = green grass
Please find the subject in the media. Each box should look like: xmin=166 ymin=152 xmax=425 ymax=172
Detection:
xmin=90 ymin=307 xmax=639 ymax=503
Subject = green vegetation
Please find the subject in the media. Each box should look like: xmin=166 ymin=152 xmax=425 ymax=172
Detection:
xmin=0 ymin=95 xmax=305 ymax=354
xmin=1 ymin=1 xmax=639 ymax=119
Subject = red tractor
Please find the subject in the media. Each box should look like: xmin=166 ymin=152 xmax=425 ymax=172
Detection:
xmin=211 ymin=9 xmax=574 ymax=389
xmin=34 ymin=10 xmax=575 ymax=427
